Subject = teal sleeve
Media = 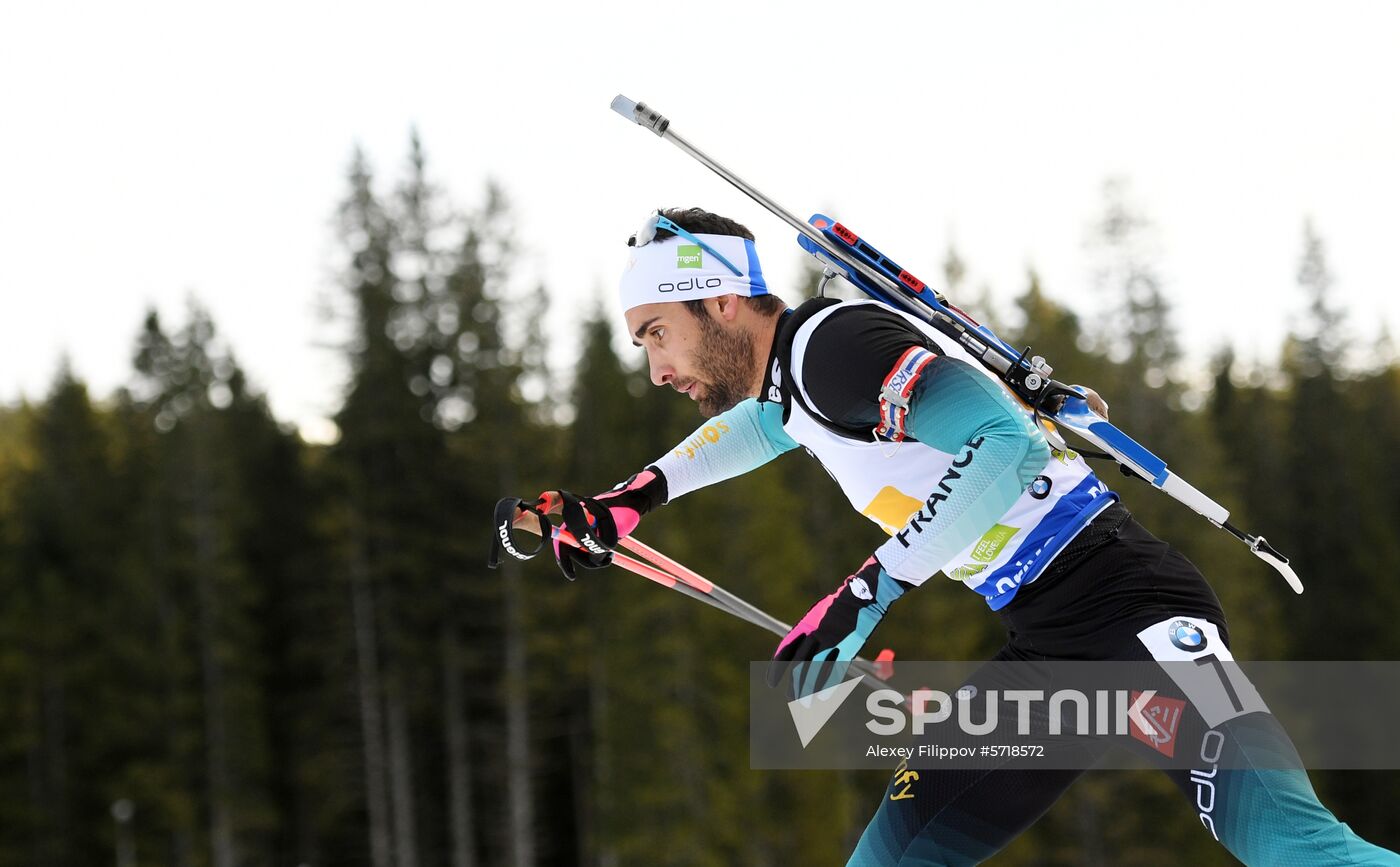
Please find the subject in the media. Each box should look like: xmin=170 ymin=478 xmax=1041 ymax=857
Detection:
xmin=874 ymin=356 xmax=1050 ymax=584
xmin=652 ymin=399 xmax=798 ymax=500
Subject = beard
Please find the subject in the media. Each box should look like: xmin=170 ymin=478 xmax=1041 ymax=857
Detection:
xmin=690 ymin=311 xmax=758 ymax=417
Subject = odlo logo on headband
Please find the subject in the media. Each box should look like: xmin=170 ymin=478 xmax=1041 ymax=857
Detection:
xmin=676 ymin=245 xmax=703 ymax=268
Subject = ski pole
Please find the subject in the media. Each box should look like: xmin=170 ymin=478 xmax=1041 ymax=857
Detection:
xmin=516 ymin=493 xmax=786 ymax=631
xmin=616 ymin=537 xmax=797 ymax=638
xmin=494 ymin=500 xmax=895 ymax=688
xmin=502 ymin=502 xmax=781 ymax=633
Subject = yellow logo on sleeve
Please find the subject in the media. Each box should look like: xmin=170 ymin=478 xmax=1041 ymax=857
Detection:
xmin=673 ymin=420 xmax=731 ymax=460
xmin=862 ymin=487 xmax=925 ymax=536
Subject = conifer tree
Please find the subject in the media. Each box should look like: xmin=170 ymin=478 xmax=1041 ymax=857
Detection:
xmin=130 ymin=304 xmax=285 ymax=867
xmin=332 ymin=149 xmax=420 ymax=867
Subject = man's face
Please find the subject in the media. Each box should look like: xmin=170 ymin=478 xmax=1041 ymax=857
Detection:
xmin=626 ymin=298 xmax=757 ymax=417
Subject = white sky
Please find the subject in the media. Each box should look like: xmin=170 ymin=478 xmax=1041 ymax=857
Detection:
xmin=2 ymin=2 xmax=1397 ymax=442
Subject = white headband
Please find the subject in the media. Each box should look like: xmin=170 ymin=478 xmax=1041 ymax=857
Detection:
xmin=618 ymin=214 xmax=768 ymax=313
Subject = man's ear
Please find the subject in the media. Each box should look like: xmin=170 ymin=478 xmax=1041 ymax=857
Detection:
xmin=712 ymin=293 xmax=742 ymax=322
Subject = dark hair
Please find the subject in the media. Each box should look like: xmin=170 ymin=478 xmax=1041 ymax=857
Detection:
xmin=652 ymin=207 xmax=755 ymax=242
xmin=640 ymin=207 xmax=786 ymax=318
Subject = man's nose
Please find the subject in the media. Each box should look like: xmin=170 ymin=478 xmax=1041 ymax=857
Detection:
xmin=648 ymin=354 xmax=674 ymax=388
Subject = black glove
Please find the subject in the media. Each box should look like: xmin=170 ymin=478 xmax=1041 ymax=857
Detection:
xmin=490 ymin=468 xmax=668 ymax=581
xmin=545 ymin=467 xmax=668 ymax=580
xmin=766 ymin=556 xmax=908 ymax=699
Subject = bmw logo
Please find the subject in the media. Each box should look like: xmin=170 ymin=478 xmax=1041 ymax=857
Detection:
xmin=1168 ymin=620 xmax=1207 ymax=652
xmin=1029 ymin=475 xmax=1052 ymax=500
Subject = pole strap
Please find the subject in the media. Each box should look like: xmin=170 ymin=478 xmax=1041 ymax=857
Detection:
xmin=488 ymin=497 xmax=550 ymax=568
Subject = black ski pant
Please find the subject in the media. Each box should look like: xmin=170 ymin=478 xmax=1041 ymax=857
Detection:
xmin=847 ymin=509 xmax=1399 ymax=866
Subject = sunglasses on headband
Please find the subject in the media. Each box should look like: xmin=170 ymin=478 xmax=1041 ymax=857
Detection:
xmin=627 ymin=210 xmax=743 ymax=277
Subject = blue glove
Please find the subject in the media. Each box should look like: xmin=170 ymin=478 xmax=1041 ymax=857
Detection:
xmin=766 ymin=556 xmax=909 ymax=699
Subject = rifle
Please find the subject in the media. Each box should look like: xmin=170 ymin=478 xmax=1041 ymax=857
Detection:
xmin=610 ymin=94 xmax=1302 ymax=595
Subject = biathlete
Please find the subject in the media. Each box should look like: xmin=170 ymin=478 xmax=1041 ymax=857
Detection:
xmin=534 ymin=207 xmax=1397 ymax=865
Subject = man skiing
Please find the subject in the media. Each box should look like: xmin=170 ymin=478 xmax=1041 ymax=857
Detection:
xmin=538 ymin=207 xmax=1397 ymax=865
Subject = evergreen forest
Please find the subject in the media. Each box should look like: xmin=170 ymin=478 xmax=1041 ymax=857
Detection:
xmin=2 ymin=137 xmax=1397 ymax=866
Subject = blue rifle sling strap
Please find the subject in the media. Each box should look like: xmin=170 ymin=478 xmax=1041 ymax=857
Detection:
xmin=875 ymin=346 xmax=938 ymax=443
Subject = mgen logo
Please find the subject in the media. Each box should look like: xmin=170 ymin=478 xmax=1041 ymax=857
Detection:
xmin=676 ymin=244 xmax=703 ymax=268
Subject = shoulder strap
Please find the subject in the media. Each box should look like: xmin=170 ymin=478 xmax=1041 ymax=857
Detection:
xmin=773 ymin=298 xmax=890 ymax=442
